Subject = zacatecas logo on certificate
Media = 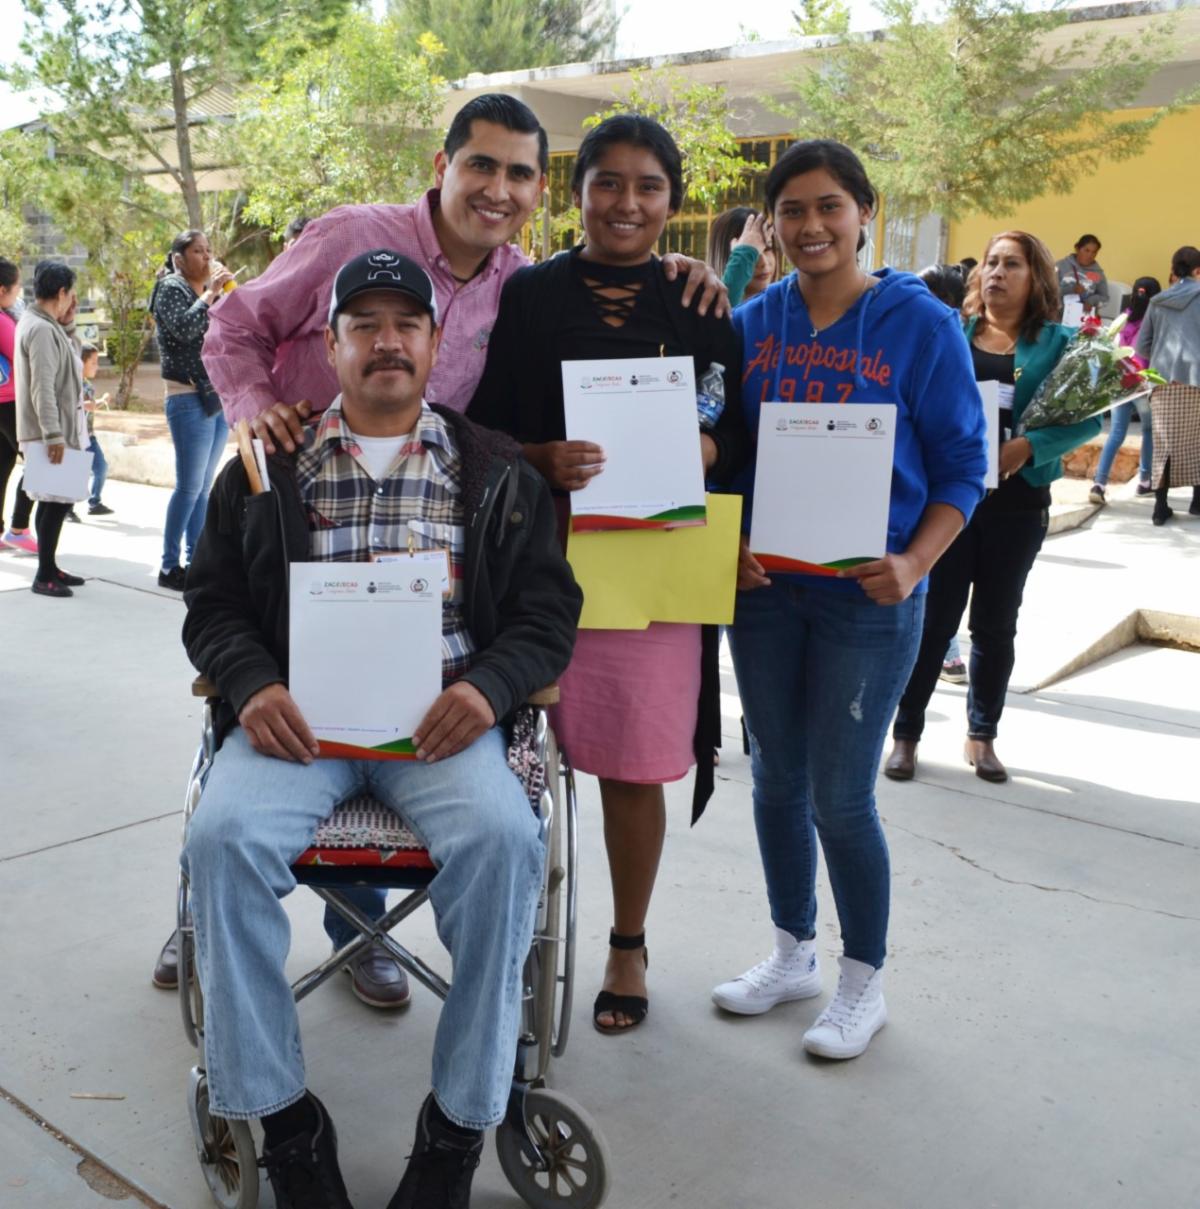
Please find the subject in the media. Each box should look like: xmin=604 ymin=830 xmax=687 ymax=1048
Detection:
xmin=288 ymin=556 xmax=442 ymax=759
xmin=750 ymin=402 xmax=897 ymax=577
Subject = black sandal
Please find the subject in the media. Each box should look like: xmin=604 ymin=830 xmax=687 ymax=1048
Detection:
xmin=593 ymin=930 xmax=649 ymax=1035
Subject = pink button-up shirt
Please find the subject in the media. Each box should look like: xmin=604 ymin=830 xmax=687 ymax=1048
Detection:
xmin=203 ymin=190 xmax=530 ymax=422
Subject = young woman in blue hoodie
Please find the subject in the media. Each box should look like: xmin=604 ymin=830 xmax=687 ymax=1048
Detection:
xmin=710 ymin=140 xmax=987 ymax=1059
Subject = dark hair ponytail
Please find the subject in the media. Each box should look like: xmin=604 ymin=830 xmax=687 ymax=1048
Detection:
xmin=165 ymin=229 xmax=205 ymax=275
xmin=1127 ymin=276 xmax=1161 ymax=324
xmin=151 ymin=228 xmax=205 ymax=311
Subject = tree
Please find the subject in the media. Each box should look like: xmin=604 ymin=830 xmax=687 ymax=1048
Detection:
xmin=231 ymin=16 xmax=447 ymax=236
xmin=4 ymin=0 xmax=348 ymax=228
xmin=781 ymin=0 xmax=1193 ymax=232
xmin=547 ymin=69 xmax=752 ymax=252
xmin=0 ymin=129 xmax=46 ymax=259
xmin=390 ymin=0 xmax=618 ymax=80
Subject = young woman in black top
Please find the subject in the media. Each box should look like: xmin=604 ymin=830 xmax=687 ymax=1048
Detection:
xmin=470 ymin=115 xmax=746 ymax=1034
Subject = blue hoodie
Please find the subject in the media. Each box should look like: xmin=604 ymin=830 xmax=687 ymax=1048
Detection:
xmin=731 ymin=268 xmax=988 ymax=594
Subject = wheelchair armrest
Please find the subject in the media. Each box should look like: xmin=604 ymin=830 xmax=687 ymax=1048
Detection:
xmin=526 ymin=684 xmax=560 ymax=707
xmin=192 ymin=675 xmax=219 ymax=700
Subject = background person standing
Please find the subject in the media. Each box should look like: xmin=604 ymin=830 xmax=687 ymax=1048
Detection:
xmin=888 ymin=231 xmax=1101 ymax=785
xmin=1137 ymin=245 xmax=1200 ymax=524
xmin=1056 ymin=234 xmax=1109 ymax=314
xmin=0 ymin=257 xmax=38 ymax=555
xmin=1089 ymin=276 xmax=1162 ymax=504
xmin=14 ymin=261 xmax=87 ymax=597
xmin=149 ymin=229 xmax=232 ymax=591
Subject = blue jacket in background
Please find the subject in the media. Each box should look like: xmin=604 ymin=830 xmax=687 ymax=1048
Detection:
xmin=731 ymin=268 xmax=988 ymax=594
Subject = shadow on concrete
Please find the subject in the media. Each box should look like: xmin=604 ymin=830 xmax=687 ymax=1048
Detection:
xmin=1007 ymin=686 xmax=1200 ymax=734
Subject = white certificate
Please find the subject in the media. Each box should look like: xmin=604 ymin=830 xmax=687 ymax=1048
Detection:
xmin=22 ymin=441 xmax=92 ymax=501
xmin=562 ymin=356 xmax=706 ymax=531
xmin=289 ymin=555 xmax=442 ymax=759
xmin=978 ymin=380 xmax=1001 ymax=490
xmin=750 ymin=403 xmax=896 ymax=575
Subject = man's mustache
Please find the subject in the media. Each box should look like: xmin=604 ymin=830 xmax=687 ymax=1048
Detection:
xmin=364 ymin=357 xmax=415 ymax=376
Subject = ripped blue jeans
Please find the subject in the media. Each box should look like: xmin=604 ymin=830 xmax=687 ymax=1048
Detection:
xmin=728 ymin=582 xmax=924 ymax=968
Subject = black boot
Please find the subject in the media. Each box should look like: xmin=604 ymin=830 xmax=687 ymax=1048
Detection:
xmin=260 ymin=1092 xmax=355 ymax=1209
xmin=387 ymin=1094 xmax=483 ymax=1209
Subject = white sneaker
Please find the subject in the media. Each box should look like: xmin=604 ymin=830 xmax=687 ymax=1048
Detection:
xmin=803 ymin=955 xmax=886 ymax=1059
xmin=712 ymin=929 xmax=822 ymax=1015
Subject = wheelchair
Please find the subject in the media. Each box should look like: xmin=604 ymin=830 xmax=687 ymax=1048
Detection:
xmin=177 ymin=678 xmax=610 ymax=1209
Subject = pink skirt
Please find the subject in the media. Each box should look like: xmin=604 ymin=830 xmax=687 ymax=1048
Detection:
xmin=551 ymin=623 xmax=701 ymax=783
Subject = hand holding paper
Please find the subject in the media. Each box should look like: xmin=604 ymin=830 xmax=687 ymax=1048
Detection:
xmin=526 ymin=440 xmax=606 ymax=492
xmin=239 ymin=683 xmax=319 ymax=764
xmin=413 ymin=682 xmax=496 ymax=763
xmin=837 ymin=551 xmax=923 ymax=605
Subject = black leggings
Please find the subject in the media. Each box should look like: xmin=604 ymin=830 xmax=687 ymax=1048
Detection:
xmin=35 ymin=501 xmax=71 ymax=581
xmin=0 ymin=406 xmax=34 ymax=531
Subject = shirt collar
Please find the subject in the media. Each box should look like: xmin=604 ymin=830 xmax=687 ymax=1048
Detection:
xmin=305 ymin=396 xmax=451 ymax=464
xmin=419 ymin=188 xmax=500 ymax=284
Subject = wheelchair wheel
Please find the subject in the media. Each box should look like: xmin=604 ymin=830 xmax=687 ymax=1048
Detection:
xmin=187 ymin=1070 xmax=259 ymax=1209
xmin=496 ymin=1087 xmax=610 ymax=1209
xmin=533 ymin=729 xmax=565 ymax=1076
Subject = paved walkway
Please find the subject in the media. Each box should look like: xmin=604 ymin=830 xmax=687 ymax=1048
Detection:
xmin=1 ymin=475 xmax=1197 ymax=1208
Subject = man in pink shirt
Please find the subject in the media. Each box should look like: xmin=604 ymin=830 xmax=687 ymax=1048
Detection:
xmin=206 ymin=93 xmax=725 ymax=451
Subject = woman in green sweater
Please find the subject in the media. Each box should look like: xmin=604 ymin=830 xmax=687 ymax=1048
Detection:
xmin=707 ymin=207 xmax=777 ymax=307
xmin=886 ymin=231 xmax=1100 ymax=784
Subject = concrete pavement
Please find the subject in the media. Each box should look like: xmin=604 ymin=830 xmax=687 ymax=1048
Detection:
xmin=1 ymin=474 xmax=1197 ymax=1209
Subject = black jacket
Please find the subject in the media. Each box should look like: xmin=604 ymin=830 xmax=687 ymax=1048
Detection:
xmin=182 ymin=406 xmax=583 ymax=746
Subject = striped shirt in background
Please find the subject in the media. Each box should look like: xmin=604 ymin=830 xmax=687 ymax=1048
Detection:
xmin=296 ymin=398 xmax=475 ymax=684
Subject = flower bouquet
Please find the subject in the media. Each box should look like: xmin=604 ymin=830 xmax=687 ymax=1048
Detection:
xmin=1016 ymin=313 xmax=1166 ymax=435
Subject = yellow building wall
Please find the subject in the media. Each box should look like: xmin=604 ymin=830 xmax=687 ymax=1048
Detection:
xmin=947 ymin=106 xmax=1200 ymax=292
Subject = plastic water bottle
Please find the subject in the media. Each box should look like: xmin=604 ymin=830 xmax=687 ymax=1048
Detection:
xmin=696 ymin=362 xmax=726 ymax=429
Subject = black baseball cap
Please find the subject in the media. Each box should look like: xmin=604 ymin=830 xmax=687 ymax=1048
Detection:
xmin=327 ymin=249 xmax=439 ymax=327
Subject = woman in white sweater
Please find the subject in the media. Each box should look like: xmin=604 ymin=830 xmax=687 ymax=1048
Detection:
xmin=15 ymin=261 xmax=85 ymax=598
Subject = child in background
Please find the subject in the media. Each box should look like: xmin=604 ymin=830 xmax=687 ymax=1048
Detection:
xmin=78 ymin=344 xmax=114 ymax=517
xmin=707 ymin=207 xmax=778 ymax=307
xmin=1088 ymin=276 xmax=1162 ymax=504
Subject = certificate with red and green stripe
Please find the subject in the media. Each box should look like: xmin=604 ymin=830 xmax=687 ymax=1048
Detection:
xmin=750 ymin=402 xmax=895 ymax=577
xmin=288 ymin=557 xmax=442 ymax=759
xmin=563 ymin=356 xmax=707 ymax=533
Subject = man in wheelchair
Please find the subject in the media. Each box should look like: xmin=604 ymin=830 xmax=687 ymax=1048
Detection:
xmin=180 ymin=250 xmax=582 ymax=1209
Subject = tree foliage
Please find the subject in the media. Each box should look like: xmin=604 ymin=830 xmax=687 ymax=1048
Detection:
xmin=231 ymin=16 xmax=446 ymax=236
xmin=781 ymin=0 xmax=1194 ymax=222
xmin=389 ymin=0 xmax=618 ymax=79
xmin=545 ymin=70 xmax=752 ymax=252
xmin=586 ymin=71 xmax=750 ymax=212
xmin=4 ymin=0 xmax=349 ymax=226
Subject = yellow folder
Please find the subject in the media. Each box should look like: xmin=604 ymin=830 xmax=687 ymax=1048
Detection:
xmin=566 ymin=493 xmax=743 ymax=630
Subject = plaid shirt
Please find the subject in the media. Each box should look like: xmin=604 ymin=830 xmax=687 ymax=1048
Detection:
xmin=295 ymin=399 xmax=475 ymax=683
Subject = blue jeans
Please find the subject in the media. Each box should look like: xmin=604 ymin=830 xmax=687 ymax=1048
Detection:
xmin=163 ymin=393 xmax=228 ymax=571
xmin=728 ymin=584 xmax=924 ymax=969
xmin=180 ymin=727 xmax=543 ymax=1129
xmin=1095 ymin=398 xmax=1152 ymax=486
xmin=323 ymin=887 xmax=387 ymax=949
xmin=87 ymin=434 xmax=107 ymax=507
